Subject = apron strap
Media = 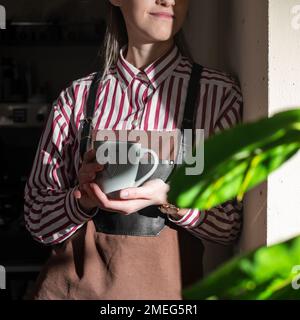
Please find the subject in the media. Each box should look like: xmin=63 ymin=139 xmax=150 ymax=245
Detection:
xmin=182 ymin=63 xmax=203 ymax=129
xmin=79 ymin=63 xmax=203 ymax=160
xmin=79 ymin=72 xmax=102 ymax=161
xmin=166 ymin=63 xmax=203 ymax=183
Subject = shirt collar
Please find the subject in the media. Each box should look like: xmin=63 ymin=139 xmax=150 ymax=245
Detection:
xmin=116 ymin=43 xmax=182 ymax=91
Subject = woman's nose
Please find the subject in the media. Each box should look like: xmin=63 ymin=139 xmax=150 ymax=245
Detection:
xmin=155 ymin=0 xmax=175 ymax=6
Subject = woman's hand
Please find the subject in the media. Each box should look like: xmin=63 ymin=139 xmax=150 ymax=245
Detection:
xmin=73 ymin=149 xmax=105 ymax=213
xmin=74 ymin=149 xmax=171 ymax=215
xmin=116 ymin=180 xmax=190 ymax=219
xmin=86 ymin=178 xmax=170 ymax=215
xmin=116 ymin=178 xmax=170 ymax=211
xmin=75 ymin=151 xmax=170 ymax=215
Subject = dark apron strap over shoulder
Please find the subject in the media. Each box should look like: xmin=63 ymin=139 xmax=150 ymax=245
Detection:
xmin=79 ymin=72 xmax=102 ymax=161
xmin=79 ymin=63 xmax=203 ymax=236
xmin=182 ymin=63 xmax=203 ymax=130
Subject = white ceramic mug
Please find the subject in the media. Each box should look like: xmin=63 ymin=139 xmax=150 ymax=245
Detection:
xmin=94 ymin=140 xmax=159 ymax=195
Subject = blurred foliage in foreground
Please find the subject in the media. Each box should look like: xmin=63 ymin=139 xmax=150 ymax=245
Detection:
xmin=167 ymin=109 xmax=300 ymax=300
xmin=168 ymin=109 xmax=300 ymax=211
xmin=183 ymin=235 xmax=300 ymax=300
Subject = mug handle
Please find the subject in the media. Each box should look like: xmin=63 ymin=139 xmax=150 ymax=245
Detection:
xmin=133 ymin=148 xmax=159 ymax=187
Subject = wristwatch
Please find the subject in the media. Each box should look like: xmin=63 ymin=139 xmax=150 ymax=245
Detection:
xmin=158 ymin=203 xmax=180 ymax=215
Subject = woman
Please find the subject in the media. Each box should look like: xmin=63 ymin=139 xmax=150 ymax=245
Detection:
xmin=24 ymin=0 xmax=243 ymax=300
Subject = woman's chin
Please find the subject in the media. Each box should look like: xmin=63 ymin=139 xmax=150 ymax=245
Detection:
xmin=145 ymin=32 xmax=174 ymax=43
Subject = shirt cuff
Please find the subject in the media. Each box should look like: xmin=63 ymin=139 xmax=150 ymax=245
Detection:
xmin=65 ymin=186 xmax=99 ymax=224
xmin=167 ymin=209 xmax=204 ymax=229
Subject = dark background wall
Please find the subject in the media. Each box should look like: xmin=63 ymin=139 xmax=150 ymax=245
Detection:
xmin=1 ymin=0 xmax=106 ymax=103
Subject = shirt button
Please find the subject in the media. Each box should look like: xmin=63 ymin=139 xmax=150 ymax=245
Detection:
xmin=136 ymin=72 xmax=148 ymax=82
xmin=131 ymin=119 xmax=139 ymax=128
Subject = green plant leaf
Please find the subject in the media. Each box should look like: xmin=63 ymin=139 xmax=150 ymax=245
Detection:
xmin=182 ymin=236 xmax=300 ymax=300
xmin=168 ymin=109 xmax=300 ymax=210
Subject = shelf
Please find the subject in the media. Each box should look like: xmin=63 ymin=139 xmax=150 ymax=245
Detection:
xmin=1 ymin=41 xmax=102 ymax=47
xmin=0 ymin=21 xmax=106 ymax=47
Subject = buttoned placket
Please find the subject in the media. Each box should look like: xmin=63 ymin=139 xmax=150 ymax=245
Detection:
xmin=130 ymin=74 xmax=154 ymax=130
xmin=116 ymin=43 xmax=182 ymax=131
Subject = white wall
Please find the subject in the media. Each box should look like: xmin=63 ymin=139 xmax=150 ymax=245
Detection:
xmin=184 ymin=0 xmax=269 ymax=275
xmin=183 ymin=0 xmax=221 ymax=68
xmin=268 ymin=0 xmax=300 ymax=245
xmin=220 ymin=0 xmax=269 ymax=253
xmin=185 ymin=0 xmax=300 ymax=277
xmin=183 ymin=0 xmax=236 ymax=275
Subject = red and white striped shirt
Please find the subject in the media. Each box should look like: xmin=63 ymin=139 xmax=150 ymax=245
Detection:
xmin=24 ymin=43 xmax=243 ymax=246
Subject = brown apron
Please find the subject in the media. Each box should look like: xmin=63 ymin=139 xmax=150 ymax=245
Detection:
xmin=24 ymin=64 xmax=204 ymax=300
xmin=25 ymin=219 xmax=183 ymax=300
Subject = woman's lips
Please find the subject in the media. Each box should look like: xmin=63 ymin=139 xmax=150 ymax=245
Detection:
xmin=149 ymin=12 xmax=175 ymax=19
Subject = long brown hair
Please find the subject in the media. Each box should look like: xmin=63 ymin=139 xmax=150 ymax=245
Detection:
xmin=98 ymin=2 xmax=194 ymax=83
